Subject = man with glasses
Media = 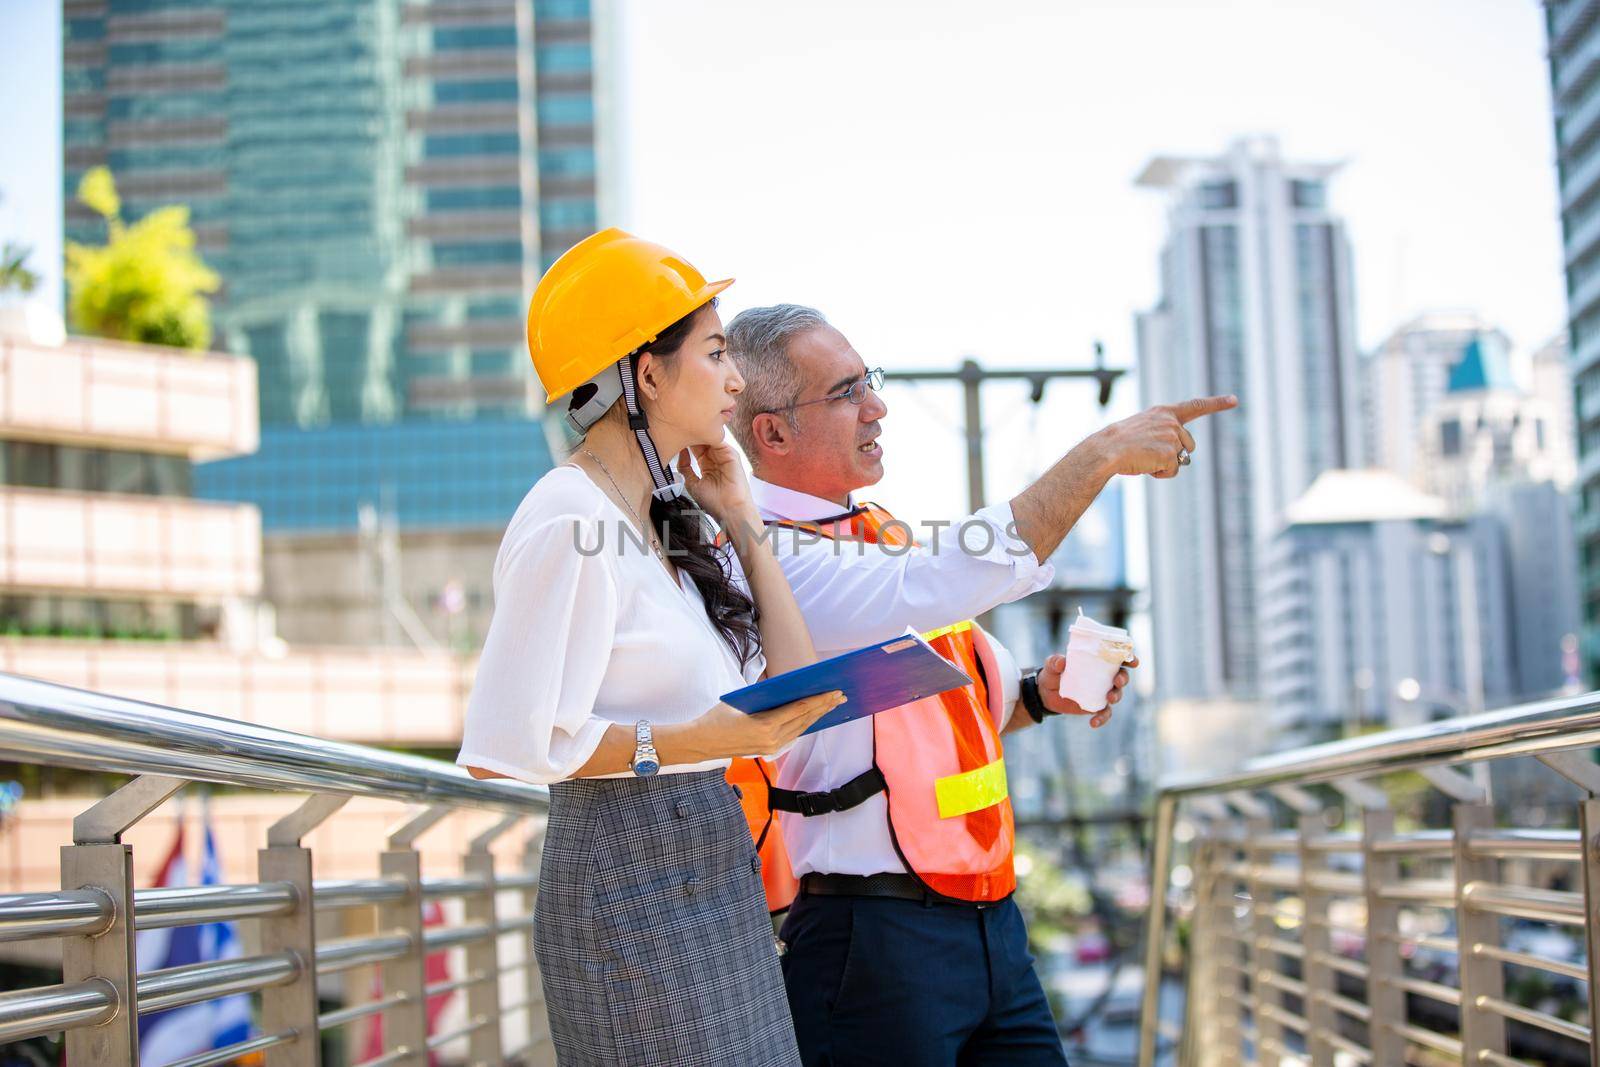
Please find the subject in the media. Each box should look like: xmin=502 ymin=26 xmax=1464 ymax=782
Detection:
xmin=724 ymin=304 xmax=1236 ymax=1066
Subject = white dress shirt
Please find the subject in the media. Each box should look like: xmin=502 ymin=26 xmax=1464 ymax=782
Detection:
xmin=456 ymin=465 xmax=765 ymax=785
xmin=751 ymin=476 xmax=1054 ymax=878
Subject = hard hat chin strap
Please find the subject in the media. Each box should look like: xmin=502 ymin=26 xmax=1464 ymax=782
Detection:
xmin=618 ymin=353 xmax=687 ymax=503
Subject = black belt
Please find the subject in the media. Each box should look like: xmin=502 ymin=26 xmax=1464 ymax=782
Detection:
xmin=768 ymin=767 xmax=886 ymax=818
xmin=800 ymin=872 xmax=926 ymax=901
xmin=799 ymin=872 xmax=1003 ymax=909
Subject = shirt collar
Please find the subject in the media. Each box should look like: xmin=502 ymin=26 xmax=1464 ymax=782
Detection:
xmin=748 ymin=475 xmax=856 ymax=522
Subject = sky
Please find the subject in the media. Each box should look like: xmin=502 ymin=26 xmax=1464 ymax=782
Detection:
xmin=619 ymin=0 xmax=1570 ymax=564
xmin=0 ymin=0 xmax=1570 ymax=598
xmin=0 ymin=2 xmax=62 ymax=309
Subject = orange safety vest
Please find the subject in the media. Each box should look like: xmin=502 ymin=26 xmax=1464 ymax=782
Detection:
xmin=725 ymin=502 xmax=1017 ymax=913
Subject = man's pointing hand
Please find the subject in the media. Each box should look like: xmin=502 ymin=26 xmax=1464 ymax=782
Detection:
xmin=1094 ymin=395 xmax=1239 ymax=479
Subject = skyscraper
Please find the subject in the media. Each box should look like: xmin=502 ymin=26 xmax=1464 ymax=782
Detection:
xmin=1419 ymin=333 xmax=1575 ymax=510
xmin=1365 ymin=313 xmax=1512 ymax=486
xmin=62 ymin=0 xmax=619 ymax=646
xmin=1135 ymin=136 xmax=1363 ymax=709
xmin=1544 ymin=0 xmax=1600 ymax=684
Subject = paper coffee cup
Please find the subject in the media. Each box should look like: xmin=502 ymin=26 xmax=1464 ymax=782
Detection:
xmin=1059 ymin=608 xmax=1134 ymax=712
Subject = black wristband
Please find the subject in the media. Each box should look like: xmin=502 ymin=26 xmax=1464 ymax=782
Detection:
xmin=1020 ymin=669 xmax=1053 ymax=725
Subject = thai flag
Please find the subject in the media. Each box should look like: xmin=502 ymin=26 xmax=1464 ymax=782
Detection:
xmin=135 ymin=797 xmax=254 ymax=1064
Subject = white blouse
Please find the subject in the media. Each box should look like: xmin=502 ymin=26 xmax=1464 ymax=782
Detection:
xmin=456 ymin=465 xmax=766 ymax=784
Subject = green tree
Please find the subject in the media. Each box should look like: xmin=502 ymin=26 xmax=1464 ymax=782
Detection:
xmin=0 ymin=242 xmax=38 ymax=296
xmin=0 ymin=190 xmax=41 ymax=297
xmin=64 ymin=166 xmax=219 ymax=350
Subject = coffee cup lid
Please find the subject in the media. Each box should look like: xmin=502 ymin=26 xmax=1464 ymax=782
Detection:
xmin=1070 ymin=607 xmax=1130 ymax=640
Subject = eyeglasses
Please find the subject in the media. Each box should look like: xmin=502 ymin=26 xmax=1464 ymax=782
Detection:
xmin=765 ymin=367 xmax=885 ymax=414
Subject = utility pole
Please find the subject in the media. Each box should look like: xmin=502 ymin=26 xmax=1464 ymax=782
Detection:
xmin=885 ymin=348 xmax=1129 ymax=635
xmin=887 ymin=346 xmax=1124 ymax=515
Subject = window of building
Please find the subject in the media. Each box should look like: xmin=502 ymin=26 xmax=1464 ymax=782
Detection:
xmin=433 ymin=240 xmax=525 ymax=266
xmin=426 ymin=186 xmax=521 ymax=213
xmin=424 ymin=132 xmax=520 ymax=159
xmin=1198 ymin=181 xmax=1237 ymax=209
xmin=535 ymin=0 xmax=592 ymax=20
xmin=466 ymin=296 xmax=523 ymax=321
xmin=434 ymin=79 xmax=519 ymax=104
xmin=535 ymin=43 xmax=592 ymax=74
xmin=1439 ymin=418 xmax=1462 ymax=456
xmin=1291 ymin=180 xmax=1326 ymax=208
xmin=538 ymin=145 xmax=596 ymax=178
xmin=537 ymin=93 xmax=593 ymax=127
xmin=0 ymin=441 xmax=192 ymax=497
xmin=65 ymin=16 xmax=105 ymax=42
xmin=539 ymin=198 xmax=597 ymax=232
xmin=0 ymin=594 xmax=199 ymax=641
xmin=433 ymin=26 xmax=518 ymax=50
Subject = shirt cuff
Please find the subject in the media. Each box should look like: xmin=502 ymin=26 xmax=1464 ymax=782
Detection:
xmin=455 ymin=715 xmax=611 ymax=786
xmin=986 ymin=633 xmax=1024 ymax=730
xmin=970 ymin=502 xmax=1056 ymax=591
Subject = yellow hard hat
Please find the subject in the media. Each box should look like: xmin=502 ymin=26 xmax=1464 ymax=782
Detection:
xmin=527 ymin=227 xmax=734 ymax=403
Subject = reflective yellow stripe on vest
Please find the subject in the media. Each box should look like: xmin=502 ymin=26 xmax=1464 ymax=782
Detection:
xmin=933 ymin=757 xmax=1009 ymax=819
xmin=921 ymin=620 xmax=974 ymax=643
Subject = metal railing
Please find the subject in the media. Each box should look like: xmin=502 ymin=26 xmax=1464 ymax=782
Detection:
xmin=1136 ymin=689 xmax=1600 ymax=1067
xmin=0 ymin=670 xmax=555 ymax=1066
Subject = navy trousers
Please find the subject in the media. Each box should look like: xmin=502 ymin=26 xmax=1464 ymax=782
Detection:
xmin=779 ymin=891 xmax=1070 ymax=1066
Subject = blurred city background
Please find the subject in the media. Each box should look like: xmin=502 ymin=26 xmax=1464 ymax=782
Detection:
xmin=0 ymin=0 xmax=1594 ymax=1063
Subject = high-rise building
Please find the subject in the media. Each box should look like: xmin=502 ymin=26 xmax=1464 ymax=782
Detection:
xmin=1135 ymin=136 xmax=1363 ymax=710
xmin=1531 ymin=334 xmax=1581 ymax=491
xmin=1420 ymin=333 xmax=1576 ymax=510
xmin=62 ymin=0 xmax=619 ymax=647
xmin=1365 ymin=313 xmax=1512 ymax=485
xmin=1261 ymin=470 xmax=1579 ymax=748
xmin=1544 ymin=0 xmax=1600 ymax=683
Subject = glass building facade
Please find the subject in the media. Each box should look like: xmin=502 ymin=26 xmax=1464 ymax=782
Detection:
xmin=1545 ymin=1 xmax=1600 ymax=682
xmin=63 ymin=0 xmax=609 ymax=531
xmin=194 ymin=417 xmax=553 ymax=532
xmin=1135 ymin=138 xmax=1364 ymax=712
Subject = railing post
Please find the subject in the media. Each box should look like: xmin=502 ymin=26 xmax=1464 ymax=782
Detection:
xmin=380 ymin=805 xmax=451 ymax=1067
xmin=1580 ymin=797 xmax=1600 ymax=1067
xmin=1349 ymin=782 xmax=1404 ymax=1066
xmin=62 ymin=774 xmax=186 ymax=1065
xmin=518 ymin=822 xmax=555 ymax=1067
xmin=1241 ymin=812 xmax=1282 ymax=1063
xmin=1184 ymin=796 xmax=1241 ymax=1067
xmin=1294 ymin=804 xmax=1334 ymax=1067
xmin=462 ymin=814 xmax=519 ymax=1066
xmin=1137 ymin=793 xmax=1177 ymax=1067
xmin=1190 ymin=829 xmax=1239 ymax=1067
xmin=260 ymin=793 xmax=349 ymax=1067
xmin=1452 ymin=799 xmax=1505 ymax=1061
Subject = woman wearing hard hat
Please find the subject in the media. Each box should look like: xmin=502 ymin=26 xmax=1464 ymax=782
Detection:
xmin=457 ymin=229 xmax=839 ymax=1064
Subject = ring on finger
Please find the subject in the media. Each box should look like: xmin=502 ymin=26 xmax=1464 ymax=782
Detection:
xmin=1177 ymin=447 xmax=1192 ymax=467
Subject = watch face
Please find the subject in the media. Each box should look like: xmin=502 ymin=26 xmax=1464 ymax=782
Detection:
xmin=633 ymin=756 xmax=660 ymax=777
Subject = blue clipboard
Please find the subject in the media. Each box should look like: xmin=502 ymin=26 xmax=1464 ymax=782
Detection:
xmin=720 ymin=629 xmax=973 ymax=735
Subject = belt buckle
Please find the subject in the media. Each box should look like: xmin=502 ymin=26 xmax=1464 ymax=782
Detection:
xmin=793 ymin=790 xmax=836 ymax=818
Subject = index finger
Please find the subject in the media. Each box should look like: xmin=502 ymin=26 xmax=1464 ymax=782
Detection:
xmin=1169 ymin=395 xmax=1239 ymax=424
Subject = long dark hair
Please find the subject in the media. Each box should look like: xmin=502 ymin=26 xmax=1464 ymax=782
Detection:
xmin=637 ymin=301 xmax=762 ymax=669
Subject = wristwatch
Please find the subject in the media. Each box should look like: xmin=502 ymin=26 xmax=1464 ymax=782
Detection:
xmin=630 ymin=720 xmax=661 ymax=777
xmin=1020 ymin=670 xmax=1055 ymax=725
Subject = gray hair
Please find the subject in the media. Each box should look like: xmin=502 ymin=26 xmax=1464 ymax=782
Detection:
xmin=725 ymin=304 xmax=829 ymax=465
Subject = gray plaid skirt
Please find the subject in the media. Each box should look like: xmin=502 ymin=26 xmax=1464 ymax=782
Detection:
xmin=534 ymin=768 xmax=801 ymax=1066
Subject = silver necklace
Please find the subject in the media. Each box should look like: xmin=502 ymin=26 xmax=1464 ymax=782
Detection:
xmin=581 ymin=448 xmax=668 ymax=564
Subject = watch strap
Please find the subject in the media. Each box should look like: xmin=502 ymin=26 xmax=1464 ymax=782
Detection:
xmin=1020 ymin=669 xmax=1053 ymax=725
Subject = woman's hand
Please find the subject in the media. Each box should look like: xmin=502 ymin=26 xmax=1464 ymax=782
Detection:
xmin=676 ymin=443 xmax=759 ymax=532
xmin=668 ymin=690 xmax=846 ymax=761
